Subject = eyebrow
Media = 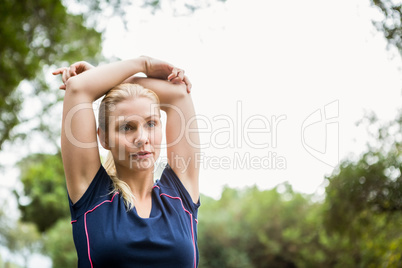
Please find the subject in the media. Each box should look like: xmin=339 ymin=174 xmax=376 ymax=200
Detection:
xmin=116 ymin=115 xmax=159 ymax=123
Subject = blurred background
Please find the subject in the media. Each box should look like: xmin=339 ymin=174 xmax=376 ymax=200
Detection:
xmin=0 ymin=0 xmax=401 ymax=267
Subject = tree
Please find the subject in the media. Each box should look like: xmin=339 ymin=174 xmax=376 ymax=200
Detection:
xmin=14 ymin=152 xmax=78 ymax=266
xmin=198 ymin=184 xmax=338 ymax=268
xmin=0 ymin=200 xmax=42 ymax=268
xmin=43 ymin=218 xmax=77 ymax=268
xmin=15 ymin=152 xmax=69 ymax=233
xmin=370 ymin=0 xmax=402 ymax=55
xmin=324 ymin=109 xmax=402 ymax=266
xmin=0 ymin=0 xmax=104 ymax=150
xmin=5 ymin=222 xmax=42 ymax=268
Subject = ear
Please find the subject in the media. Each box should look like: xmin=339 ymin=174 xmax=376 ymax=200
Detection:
xmin=98 ymin=128 xmax=110 ymax=150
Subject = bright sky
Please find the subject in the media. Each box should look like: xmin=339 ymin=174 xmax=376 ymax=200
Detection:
xmin=100 ymin=0 xmax=402 ymax=198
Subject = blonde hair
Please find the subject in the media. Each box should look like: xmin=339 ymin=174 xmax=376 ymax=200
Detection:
xmin=98 ymin=83 xmax=160 ymax=210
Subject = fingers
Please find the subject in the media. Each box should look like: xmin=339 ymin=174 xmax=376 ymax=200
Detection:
xmin=52 ymin=67 xmax=66 ymax=75
xmin=183 ymin=75 xmax=192 ymax=93
xmin=177 ymin=69 xmax=185 ymax=81
xmin=52 ymin=67 xmax=66 ymax=90
xmin=62 ymin=69 xmax=69 ymax=84
xmin=53 ymin=62 xmax=89 ymax=90
xmin=61 ymin=65 xmax=79 ymax=83
xmin=168 ymin=68 xmax=192 ymax=93
xmin=167 ymin=68 xmax=178 ymax=81
xmin=71 ymin=61 xmax=93 ymax=74
xmin=54 ymin=67 xmax=72 ymax=90
xmin=168 ymin=68 xmax=185 ymax=82
xmin=53 ymin=63 xmax=83 ymax=90
xmin=69 ymin=65 xmax=77 ymax=76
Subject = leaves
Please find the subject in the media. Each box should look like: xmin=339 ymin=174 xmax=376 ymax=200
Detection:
xmin=44 ymin=218 xmax=78 ymax=267
xmin=370 ymin=0 xmax=402 ymax=55
xmin=323 ymin=109 xmax=402 ymax=266
xmin=0 ymin=0 xmax=103 ymax=151
xmin=198 ymin=185 xmax=327 ymax=268
xmin=15 ymin=152 xmax=69 ymax=233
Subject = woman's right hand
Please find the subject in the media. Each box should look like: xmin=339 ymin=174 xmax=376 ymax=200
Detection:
xmin=52 ymin=61 xmax=95 ymax=90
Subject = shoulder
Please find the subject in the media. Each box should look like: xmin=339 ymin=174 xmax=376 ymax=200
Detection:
xmin=69 ymin=165 xmax=114 ymax=219
xmin=156 ymin=164 xmax=200 ymax=215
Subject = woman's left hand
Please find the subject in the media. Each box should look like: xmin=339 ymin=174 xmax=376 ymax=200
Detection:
xmin=142 ymin=56 xmax=192 ymax=93
xmin=169 ymin=73 xmax=192 ymax=94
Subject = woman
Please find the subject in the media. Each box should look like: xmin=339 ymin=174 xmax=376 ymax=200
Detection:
xmin=53 ymin=56 xmax=200 ymax=268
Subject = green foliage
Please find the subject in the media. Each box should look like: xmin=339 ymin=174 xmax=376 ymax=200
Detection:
xmin=325 ymin=110 xmax=402 ymax=229
xmin=0 ymin=0 xmax=102 ymax=150
xmin=0 ymin=258 xmax=23 ymax=268
xmin=14 ymin=153 xmax=78 ymax=266
xmin=370 ymin=0 xmax=402 ymax=55
xmin=0 ymin=201 xmax=42 ymax=268
xmin=4 ymin=222 xmax=42 ymax=268
xmin=324 ymin=109 xmax=402 ymax=267
xmin=198 ymin=184 xmax=332 ymax=268
xmin=44 ymin=218 xmax=77 ymax=267
xmin=16 ymin=152 xmax=69 ymax=233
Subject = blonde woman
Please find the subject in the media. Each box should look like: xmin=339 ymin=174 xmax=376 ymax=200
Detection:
xmin=53 ymin=56 xmax=200 ymax=268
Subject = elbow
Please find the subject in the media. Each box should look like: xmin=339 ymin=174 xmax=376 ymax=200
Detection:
xmin=173 ymin=83 xmax=190 ymax=99
xmin=64 ymin=76 xmax=92 ymax=98
xmin=175 ymin=88 xmax=188 ymax=100
xmin=64 ymin=77 xmax=94 ymax=101
xmin=64 ymin=76 xmax=80 ymax=93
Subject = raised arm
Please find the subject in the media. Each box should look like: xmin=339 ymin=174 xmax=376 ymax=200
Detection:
xmin=53 ymin=57 xmax=183 ymax=204
xmin=127 ymin=77 xmax=200 ymax=203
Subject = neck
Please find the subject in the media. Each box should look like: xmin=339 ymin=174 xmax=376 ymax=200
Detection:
xmin=116 ymin=165 xmax=155 ymax=200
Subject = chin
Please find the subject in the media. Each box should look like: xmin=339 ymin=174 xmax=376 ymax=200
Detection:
xmin=129 ymin=158 xmax=156 ymax=171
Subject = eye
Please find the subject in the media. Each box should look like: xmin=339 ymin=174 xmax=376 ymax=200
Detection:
xmin=147 ymin=120 xmax=157 ymax=127
xmin=121 ymin=124 xmax=133 ymax=131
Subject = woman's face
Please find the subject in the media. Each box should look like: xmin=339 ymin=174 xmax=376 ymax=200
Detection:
xmin=106 ymin=97 xmax=162 ymax=172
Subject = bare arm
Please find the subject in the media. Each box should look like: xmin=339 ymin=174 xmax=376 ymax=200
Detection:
xmin=129 ymin=77 xmax=200 ymax=203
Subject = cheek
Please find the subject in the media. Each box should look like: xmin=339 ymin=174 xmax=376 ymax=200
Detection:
xmin=151 ymin=127 xmax=163 ymax=145
xmin=149 ymin=127 xmax=162 ymax=154
xmin=116 ymin=132 xmax=129 ymax=146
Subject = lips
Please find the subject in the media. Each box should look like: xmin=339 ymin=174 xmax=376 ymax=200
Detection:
xmin=130 ymin=151 xmax=152 ymax=159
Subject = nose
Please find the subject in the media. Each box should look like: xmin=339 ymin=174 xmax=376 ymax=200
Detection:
xmin=133 ymin=126 xmax=149 ymax=148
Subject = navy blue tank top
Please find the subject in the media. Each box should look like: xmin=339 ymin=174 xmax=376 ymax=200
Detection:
xmin=68 ymin=164 xmax=200 ymax=268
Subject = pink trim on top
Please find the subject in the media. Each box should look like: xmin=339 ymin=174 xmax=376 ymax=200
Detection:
xmin=160 ymin=193 xmax=197 ymax=268
xmin=71 ymin=220 xmax=77 ymax=224
xmin=84 ymin=192 xmax=119 ymax=268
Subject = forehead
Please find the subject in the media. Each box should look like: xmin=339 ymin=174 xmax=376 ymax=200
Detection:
xmin=111 ymin=97 xmax=159 ymax=120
